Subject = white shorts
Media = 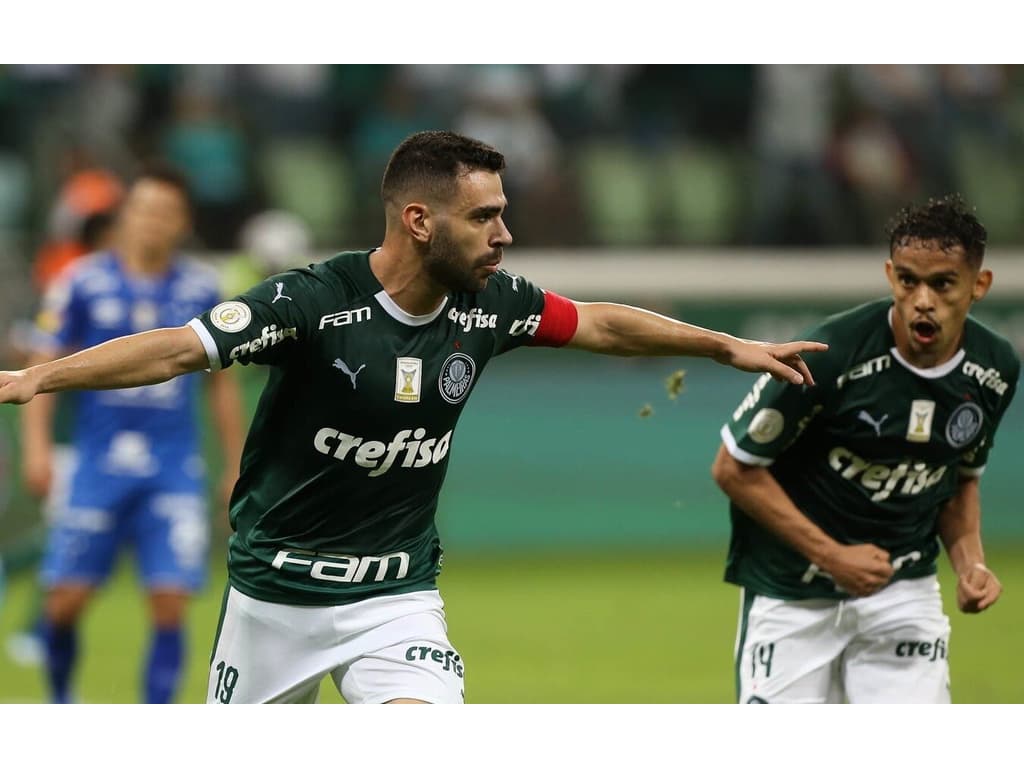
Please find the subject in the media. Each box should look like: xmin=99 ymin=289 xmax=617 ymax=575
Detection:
xmin=207 ymin=587 xmax=464 ymax=704
xmin=735 ymin=576 xmax=951 ymax=703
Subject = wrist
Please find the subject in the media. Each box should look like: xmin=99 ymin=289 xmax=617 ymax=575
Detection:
xmin=809 ymin=540 xmax=841 ymax=571
xmin=710 ymin=334 xmax=737 ymax=364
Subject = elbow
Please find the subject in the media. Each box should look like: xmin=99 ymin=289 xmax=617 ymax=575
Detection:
xmin=711 ymin=447 xmax=735 ymax=491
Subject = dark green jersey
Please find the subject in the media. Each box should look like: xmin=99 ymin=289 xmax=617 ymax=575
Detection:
xmin=721 ymin=298 xmax=1020 ymax=600
xmin=191 ymin=250 xmax=553 ymax=605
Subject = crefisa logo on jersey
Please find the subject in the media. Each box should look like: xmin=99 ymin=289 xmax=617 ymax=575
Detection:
xmin=438 ymin=353 xmax=476 ymax=404
xmin=210 ymin=301 xmax=252 ymax=333
xmin=946 ymin=402 xmax=983 ymax=448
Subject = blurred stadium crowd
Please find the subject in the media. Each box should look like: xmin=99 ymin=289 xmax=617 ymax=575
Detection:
xmin=2 ymin=63 xmax=1024 ymax=262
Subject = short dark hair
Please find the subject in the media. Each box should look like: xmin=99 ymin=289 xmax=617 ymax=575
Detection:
xmin=381 ymin=130 xmax=506 ymax=208
xmin=887 ymin=194 xmax=987 ymax=268
xmin=133 ymin=161 xmax=194 ymax=216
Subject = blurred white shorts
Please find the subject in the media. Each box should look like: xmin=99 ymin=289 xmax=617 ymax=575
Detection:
xmin=207 ymin=586 xmax=464 ymax=704
xmin=735 ymin=575 xmax=951 ymax=703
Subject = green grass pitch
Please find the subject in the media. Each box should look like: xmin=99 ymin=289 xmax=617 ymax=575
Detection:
xmin=1 ymin=546 xmax=1021 ymax=703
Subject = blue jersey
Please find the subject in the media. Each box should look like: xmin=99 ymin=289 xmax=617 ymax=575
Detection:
xmin=38 ymin=251 xmax=222 ymax=477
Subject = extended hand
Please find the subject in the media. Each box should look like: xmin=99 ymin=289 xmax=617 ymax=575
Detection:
xmin=0 ymin=370 xmax=40 ymax=405
xmin=822 ymin=543 xmax=894 ymax=597
xmin=723 ymin=340 xmax=828 ymax=386
xmin=957 ymin=563 xmax=1001 ymax=613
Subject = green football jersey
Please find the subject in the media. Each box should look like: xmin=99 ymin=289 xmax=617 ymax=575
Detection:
xmin=721 ymin=298 xmax=1020 ymax=600
xmin=190 ymin=250 xmax=549 ymax=605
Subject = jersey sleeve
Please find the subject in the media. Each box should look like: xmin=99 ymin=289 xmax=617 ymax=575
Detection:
xmin=189 ymin=270 xmax=317 ymax=370
xmin=721 ymin=322 xmax=840 ymax=466
xmin=33 ymin=270 xmax=87 ymax=353
xmin=958 ymin=350 xmax=1020 ymax=477
xmin=491 ymin=269 xmax=578 ymax=355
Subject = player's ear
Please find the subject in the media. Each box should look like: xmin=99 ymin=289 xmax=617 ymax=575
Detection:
xmin=402 ymin=202 xmax=431 ymax=243
xmin=972 ymin=268 xmax=993 ymax=302
xmin=884 ymin=259 xmax=896 ymax=288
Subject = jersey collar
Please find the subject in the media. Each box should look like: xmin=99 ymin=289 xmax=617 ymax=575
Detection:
xmin=887 ymin=306 xmax=965 ymax=378
xmin=374 ymin=290 xmax=449 ymax=326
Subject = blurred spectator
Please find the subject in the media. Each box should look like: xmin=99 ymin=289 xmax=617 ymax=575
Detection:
xmin=32 ymin=148 xmax=123 ymax=291
xmin=454 ymin=65 xmax=576 ymax=244
xmin=349 ymin=69 xmax=441 ymax=243
xmin=161 ymin=76 xmax=256 ymax=249
xmin=847 ymin=65 xmax=954 ymax=199
xmin=832 ymin=107 xmax=916 ymax=243
xmin=748 ymin=65 xmax=849 ymax=245
xmin=221 ymin=209 xmax=314 ymax=298
xmin=238 ymin=65 xmax=334 ymax=139
xmin=1 ymin=64 xmax=1024 ymax=252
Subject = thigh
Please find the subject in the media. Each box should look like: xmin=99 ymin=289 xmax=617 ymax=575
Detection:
xmin=336 ymin=591 xmax=464 ymax=704
xmin=736 ymin=588 xmax=850 ymax=704
xmin=40 ymin=468 xmax=128 ymax=587
xmin=132 ymin=485 xmax=209 ymax=592
xmin=41 ymin=444 xmax=78 ymax=526
xmin=843 ymin=578 xmax=951 ymax=704
xmin=207 ymin=586 xmax=335 ymax=704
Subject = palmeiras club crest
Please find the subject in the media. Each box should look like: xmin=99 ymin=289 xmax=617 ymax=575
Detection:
xmin=438 ymin=353 xmax=476 ymax=404
xmin=946 ymin=402 xmax=983 ymax=448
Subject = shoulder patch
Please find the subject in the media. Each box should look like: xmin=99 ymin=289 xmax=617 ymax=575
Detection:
xmin=210 ymin=301 xmax=252 ymax=333
xmin=748 ymin=408 xmax=784 ymax=444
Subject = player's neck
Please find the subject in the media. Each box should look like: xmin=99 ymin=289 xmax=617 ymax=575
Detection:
xmin=891 ymin=322 xmax=963 ymax=369
xmin=370 ymin=244 xmax=448 ymax=317
xmin=118 ymin=244 xmax=174 ymax=278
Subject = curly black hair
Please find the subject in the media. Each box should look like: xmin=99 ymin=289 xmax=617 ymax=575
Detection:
xmin=887 ymin=193 xmax=987 ymax=268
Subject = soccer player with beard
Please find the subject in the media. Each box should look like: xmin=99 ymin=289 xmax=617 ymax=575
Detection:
xmin=0 ymin=131 xmax=826 ymax=704
xmin=713 ymin=194 xmax=1019 ymax=703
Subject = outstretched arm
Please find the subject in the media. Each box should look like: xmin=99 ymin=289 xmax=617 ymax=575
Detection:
xmin=711 ymin=444 xmax=894 ymax=596
xmin=20 ymin=353 xmax=58 ymax=497
xmin=205 ymin=368 xmax=246 ymax=524
xmin=567 ymin=302 xmax=826 ymax=385
xmin=938 ymin=476 xmax=1000 ymax=613
xmin=0 ymin=326 xmax=209 ymax=405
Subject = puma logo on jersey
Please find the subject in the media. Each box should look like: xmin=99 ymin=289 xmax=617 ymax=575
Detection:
xmin=272 ymin=282 xmax=292 ymax=303
xmin=857 ymin=410 xmax=889 ymax=436
xmin=333 ymin=359 xmax=366 ymax=389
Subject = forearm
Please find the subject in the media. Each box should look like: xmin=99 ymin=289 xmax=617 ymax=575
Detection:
xmin=568 ymin=302 xmax=732 ymax=358
xmin=207 ymin=370 xmax=246 ymax=473
xmin=712 ymin=447 xmax=839 ymax=566
xmin=21 ymin=353 xmax=58 ymax=454
xmin=27 ymin=326 xmax=208 ymax=394
xmin=938 ymin=477 xmax=986 ymax=574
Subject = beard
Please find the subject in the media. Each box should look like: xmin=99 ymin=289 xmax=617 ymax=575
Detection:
xmin=423 ymin=223 xmax=494 ymax=294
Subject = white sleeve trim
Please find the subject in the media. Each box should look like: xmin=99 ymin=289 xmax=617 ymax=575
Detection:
xmin=720 ymin=424 xmax=775 ymax=467
xmin=187 ymin=318 xmax=222 ymax=372
xmin=958 ymin=465 xmax=986 ymax=477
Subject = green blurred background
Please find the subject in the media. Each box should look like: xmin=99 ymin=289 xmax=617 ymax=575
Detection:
xmin=3 ymin=64 xmax=1024 ymax=705
xmin=2 ymin=309 xmax=1021 ymax=702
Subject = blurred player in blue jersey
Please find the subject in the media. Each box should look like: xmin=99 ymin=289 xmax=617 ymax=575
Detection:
xmin=20 ymin=164 xmax=246 ymax=703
